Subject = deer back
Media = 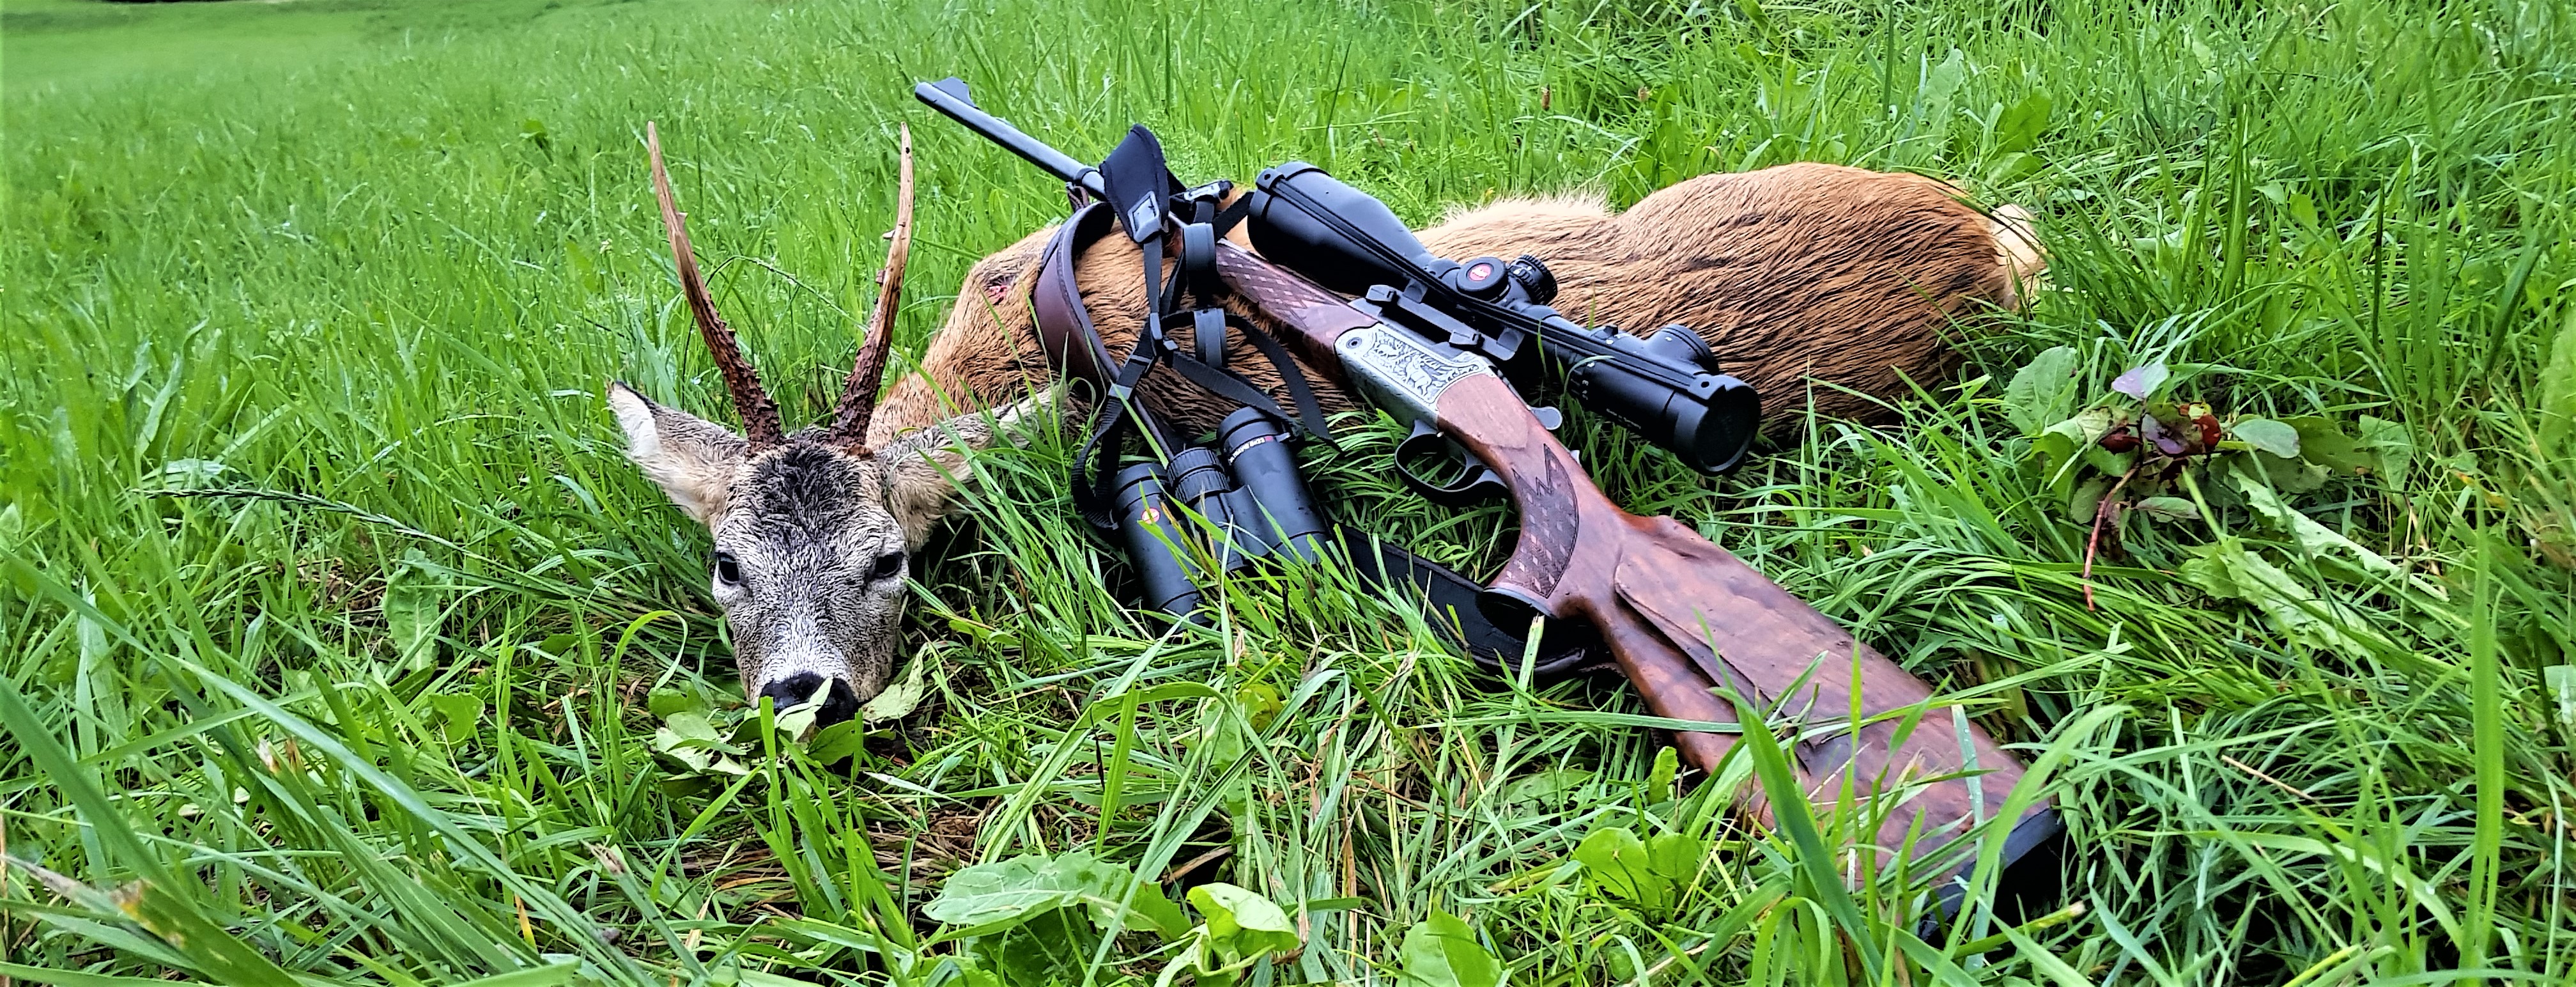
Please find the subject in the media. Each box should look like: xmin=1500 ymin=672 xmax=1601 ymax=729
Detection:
xmin=868 ymin=162 xmax=2039 ymax=447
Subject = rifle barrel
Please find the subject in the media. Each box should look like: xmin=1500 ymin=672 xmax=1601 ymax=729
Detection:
xmin=913 ymin=79 xmax=1106 ymax=199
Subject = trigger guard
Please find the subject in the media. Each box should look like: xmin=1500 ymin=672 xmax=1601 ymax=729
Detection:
xmin=1396 ymin=424 xmax=1509 ymax=508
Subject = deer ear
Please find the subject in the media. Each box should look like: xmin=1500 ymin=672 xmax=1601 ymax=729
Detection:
xmin=608 ymin=381 xmax=749 ymax=525
xmin=878 ymin=392 xmax=1050 ymax=549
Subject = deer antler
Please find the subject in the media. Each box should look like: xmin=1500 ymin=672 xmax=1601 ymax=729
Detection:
xmin=826 ymin=123 xmax=914 ymax=450
xmin=648 ymin=121 xmax=786 ymax=450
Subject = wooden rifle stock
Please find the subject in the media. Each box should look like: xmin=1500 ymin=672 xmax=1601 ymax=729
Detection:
xmin=1215 ymin=243 xmax=2058 ymax=884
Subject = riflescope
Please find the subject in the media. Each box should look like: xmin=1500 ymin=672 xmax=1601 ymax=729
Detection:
xmin=1245 ymin=162 xmax=1761 ymax=475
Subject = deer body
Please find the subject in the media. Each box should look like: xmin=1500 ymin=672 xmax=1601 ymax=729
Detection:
xmin=615 ymin=144 xmax=2040 ymax=726
xmin=866 ymin=163 xmax=2040 ymax=447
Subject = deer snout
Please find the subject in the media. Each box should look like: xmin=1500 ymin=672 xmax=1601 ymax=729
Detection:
xmin=755 ymin=672 xmax=860 ymax=730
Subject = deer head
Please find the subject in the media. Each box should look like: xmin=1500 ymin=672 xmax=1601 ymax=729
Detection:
xmin=610 ymin=122 xmax=1031 ymax=728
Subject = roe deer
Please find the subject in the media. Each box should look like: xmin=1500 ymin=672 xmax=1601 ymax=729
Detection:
xmin=612 ymin=127 xmax=2042 ymax=728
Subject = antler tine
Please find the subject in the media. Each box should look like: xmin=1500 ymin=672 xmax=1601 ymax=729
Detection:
xmin=648 ymin=121 xmax=786 ymax=450
xmin=826 ymin=123 xmax=914 ymax=450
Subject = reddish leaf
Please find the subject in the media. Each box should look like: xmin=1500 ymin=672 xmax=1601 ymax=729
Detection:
xmin=2111 ymin=362 xmax=2170 ymax=400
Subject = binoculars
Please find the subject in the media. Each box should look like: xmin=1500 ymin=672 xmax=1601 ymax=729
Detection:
xmin=1111 ymin=408 xmax=1330 ymax=614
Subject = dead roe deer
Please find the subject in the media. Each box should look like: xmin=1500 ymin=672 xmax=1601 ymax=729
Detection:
xmin=608 ymin=124 xmax=2043 ymax=727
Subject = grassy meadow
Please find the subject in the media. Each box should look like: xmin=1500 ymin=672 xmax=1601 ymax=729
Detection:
xmin=5 ymin=0 xmax=2575 ymax=983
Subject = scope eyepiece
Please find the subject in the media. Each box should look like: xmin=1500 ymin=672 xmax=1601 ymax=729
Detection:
xmin=1577 ymin=323 xmax=1755 ymax=474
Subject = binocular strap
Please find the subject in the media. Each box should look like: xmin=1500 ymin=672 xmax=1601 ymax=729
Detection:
xmin=1035 ymin=202 xmax=1331 ymax=529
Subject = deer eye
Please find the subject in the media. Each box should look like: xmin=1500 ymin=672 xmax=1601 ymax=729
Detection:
xmin=867 ymin=551 xmax=904 ymax=582
xmin=713 ymin=552 xmax=743 ymax=587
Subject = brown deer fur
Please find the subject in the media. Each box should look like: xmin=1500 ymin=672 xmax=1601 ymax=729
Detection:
xmin=867 ymin=162 xmax=2042 ymax=448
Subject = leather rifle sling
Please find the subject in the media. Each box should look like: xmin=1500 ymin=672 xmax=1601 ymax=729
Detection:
xmin=1033 ymin=203 xmax=1122 ymax=396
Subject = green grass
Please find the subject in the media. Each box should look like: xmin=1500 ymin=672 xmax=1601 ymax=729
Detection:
xmin=4 ymin=0 xmax=2574 ymax=983
xmin=0 ymin=0 xmax=638 ymax=90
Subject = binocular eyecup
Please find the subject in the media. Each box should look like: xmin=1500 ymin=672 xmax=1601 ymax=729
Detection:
xmin=1111 ymin=408 xmax=1330 ymax=616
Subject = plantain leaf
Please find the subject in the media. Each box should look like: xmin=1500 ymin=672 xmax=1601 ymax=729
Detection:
xmin=2136 ymin=496 xmax=2202 ymax=523
xmin=2180 ymin=537 xmax=2391 ymax=654
xmin=2229 ymin=463 xmax=2444 ymax=598
xmin=861 ymin=646 xmax=936 ymax=723
xmin=2232 ymin=417 xmax=2301 ymax=458
xmin=2285 ymin=417 xmax=2370 ymax=473
xmin=925 ymin=851 xmax=1188 ymax=942
xmin=2003 ymin=346 xmax=2081 ymax=433
xmin=383 ymin=580 xmax=440 ymax=672
xmin=1188 ymin=882 xmax=1300 ymax=961
xmin=923 ymin=855 xmax=1064 ymax=935
xmin=1398 ymin=910 xmax=1501 ymax=987
xmin=2357 ymin=415 xmax=2414 ymax=483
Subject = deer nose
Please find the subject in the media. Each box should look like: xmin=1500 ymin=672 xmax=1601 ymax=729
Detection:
xmin=755 ymin=672 xmax=860 ymax=730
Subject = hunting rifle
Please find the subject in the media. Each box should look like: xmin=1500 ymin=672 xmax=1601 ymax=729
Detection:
xmin=916 ymin=78 xmax=2065 ymax=913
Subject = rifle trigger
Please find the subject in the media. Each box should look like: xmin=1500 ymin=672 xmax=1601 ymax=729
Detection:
xmin=1454 ymin=465 xmax=1508 ymax=502
xmin=1395 ymin=422 xmax=1509 ymax=508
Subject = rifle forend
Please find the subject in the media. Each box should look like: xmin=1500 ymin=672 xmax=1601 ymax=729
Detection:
xmin=1214 ymin=241 xmax=2063 ymax=909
